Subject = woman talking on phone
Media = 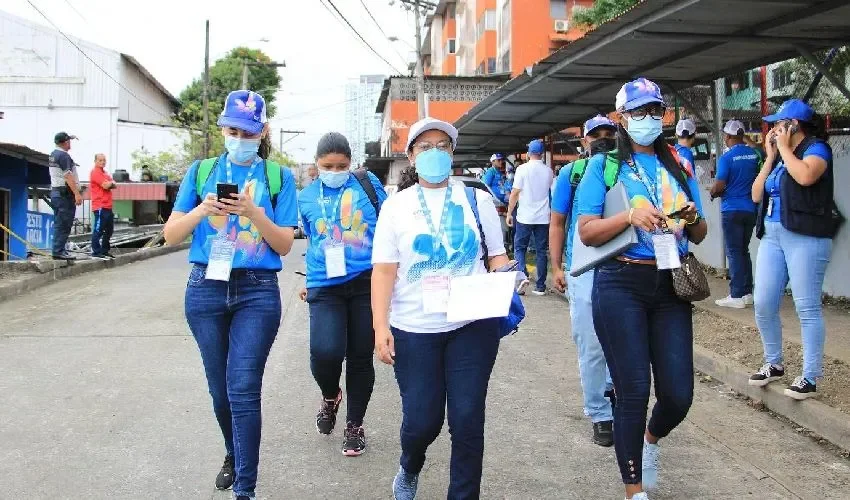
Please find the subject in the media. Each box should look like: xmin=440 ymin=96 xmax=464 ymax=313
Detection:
xmin=371 ymin=117 xmax=509 ymax=499
xmin=749 ymin=99 xmax=838 ymax=400
xmin=164 ymin=90 xmax=298 ymax=500
xmin=297 ymin=132 xmax=387 ymax=456
xmin=575 ymin=78 xmax=706 ymax=500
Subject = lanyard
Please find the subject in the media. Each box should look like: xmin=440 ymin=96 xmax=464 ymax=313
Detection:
xmin=318 ymin=181 xmax=345 ymax=226
xmin=627 ymin=156 xmax=662 ymax=209
xmin=417 ymin=184 xmax=454 ymax=251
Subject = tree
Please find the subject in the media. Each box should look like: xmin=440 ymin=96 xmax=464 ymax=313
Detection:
xmin=778 ymin=47 xmax=850 ymax=116
xmin=572 ymin=0 xmax=640 ymax=27
xmin=130 ymin=147 xmax=187 ymax=181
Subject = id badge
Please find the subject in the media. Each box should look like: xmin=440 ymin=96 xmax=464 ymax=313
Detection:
xmin=422 ymin=272 xmax=451 ymax=314
xmin=325 ymin=243 xmax=347 ymax=279
xmin=652 ymin=233 xmax=681 ymax=270
xmin=206 ymin=236 xmax=235 ymax=281
xmin=766 ymin=197 xmax=774 ymax=217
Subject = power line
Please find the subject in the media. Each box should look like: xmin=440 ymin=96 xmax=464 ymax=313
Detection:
xmin=277 ymin=92 xmax=382 ymax=120
xmin=317 ymin=0 xmax=405 ymax=74
xmin=26 ymin=0 xmax=175 ymax=123
xmin=359 ymin=0 xmax=409 ymax=67
xmin=63 ymin=0 xmax=88 ymax=22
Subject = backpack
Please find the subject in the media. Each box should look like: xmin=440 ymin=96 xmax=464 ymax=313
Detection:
xmin=352 ymin=169 xmax=381 ymax=216
xmin=194 ymin=155 xmax=283 ymax=206
xmin=565 ymin=150 xmax=620 ymax=222
xmin=464 ymin=186 xmax=526 ymax=338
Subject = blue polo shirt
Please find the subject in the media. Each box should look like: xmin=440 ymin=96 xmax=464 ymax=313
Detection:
xmin=716 ymin=143 xmax=760 ymax=213
xmin=481 ymin=166 xmax=512 ymax=204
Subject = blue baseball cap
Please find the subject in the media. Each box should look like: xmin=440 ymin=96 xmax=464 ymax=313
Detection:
xmin=217 ymin=90 xmax=267 ymax=135
xmin=528 ymin=139 xmax=545 ymax=155
xmin=490 ymin=153 xmax=505 ymax=161
xmin=615 ymin=77 xmax=664 ymax=112
xmin=763 ymin=99 xmax=814 ymax=123
xmin=583 ymin=115 xmax=617 ymax=136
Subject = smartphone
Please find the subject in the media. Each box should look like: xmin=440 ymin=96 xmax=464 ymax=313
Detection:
xmin=667 ymin=208 xmax=686 ymax=219
xmin=216 ymin=182 xmax=238 ymax=202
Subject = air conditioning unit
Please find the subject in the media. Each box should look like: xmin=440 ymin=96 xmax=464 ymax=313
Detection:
xmin=554 ymin=19 xmax=569 ymax=33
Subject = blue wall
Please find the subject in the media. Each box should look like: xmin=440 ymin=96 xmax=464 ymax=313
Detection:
xmin=0 ymin=156 xmax=30 ymax=259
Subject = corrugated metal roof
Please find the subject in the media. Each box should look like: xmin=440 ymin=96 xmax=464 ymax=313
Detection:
xmin=0 ymin=142 xmax=50 ymax=167
xmin=82 ymin=182 xmax=167 ymax=201
xmin=453 ymin=0 xmax=850 ymax=157
xmin=120 ymin=54 xmax=180 ymax=107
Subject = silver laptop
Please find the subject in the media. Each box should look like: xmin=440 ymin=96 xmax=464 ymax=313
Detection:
xmin=569 ymin=182 xmax=639 ymax=277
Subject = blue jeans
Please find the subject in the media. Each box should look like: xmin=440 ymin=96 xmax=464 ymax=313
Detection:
xmin=91 ymin=208 xmax=114 ymax=256
xmin=721 ymin=211 xmax=756 ymax=298
xmin=592 ymin=260 xmax=694 ymax=484
xmin=50 ymin=191 xmax=75 ymax=255
xmin=754 ymin=222 xmax=832 ymax=380
xmin=306 ymin=273 xmax=375 ymax=426
xmin=392 ymin=319 xmax=500 ymax=500
xmin=567 ymin=270 xmax=613 ymax=423
xmin=514 ymin=222 xmax=549 ymax=292
xmin=184 ymin=265 xmax=281 ymax=499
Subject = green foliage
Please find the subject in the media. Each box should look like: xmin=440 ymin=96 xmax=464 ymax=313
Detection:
xmin=572 ymin=0 xmax=640 ymax=27
xmin=130 ymin=147 xmax=188 ymax=181
xmin=780 ymin=47 xmax=850 ymax=116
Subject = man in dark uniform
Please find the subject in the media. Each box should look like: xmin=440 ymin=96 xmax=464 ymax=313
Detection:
xmin=49 ymin=132 xmax=82 ymax=260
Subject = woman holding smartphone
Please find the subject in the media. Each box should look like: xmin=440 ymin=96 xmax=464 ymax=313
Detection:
xmin=164 ymin=90 xmax=298 ymax=500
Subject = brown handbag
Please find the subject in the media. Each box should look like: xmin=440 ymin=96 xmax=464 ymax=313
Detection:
xmin=671 ymin=253 xmax=710 ymax=302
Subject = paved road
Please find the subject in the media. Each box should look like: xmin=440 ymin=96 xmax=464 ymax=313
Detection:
xmin=1 ymin=242 xmax=849 ymax=499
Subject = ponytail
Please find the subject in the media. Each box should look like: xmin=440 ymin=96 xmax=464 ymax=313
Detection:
xmin=800 ymin=113 xmax=829 ymax=141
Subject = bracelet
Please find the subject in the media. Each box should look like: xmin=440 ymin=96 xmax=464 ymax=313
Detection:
xmin=686 ymin=214 xmax=701 ymax=225
xmin=628 ymin=207 xmax=635 ymax=225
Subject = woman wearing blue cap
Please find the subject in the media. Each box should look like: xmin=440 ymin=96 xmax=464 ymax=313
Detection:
xmin=371 ymin=117 xmax=510 ymax=500
xmin=575 ymin=78 xmax=707 ymax=500
xmin=164 ymin=90 xmax=299 ymax=500
xmin=749 ymin=99 xmax=838 ymax=400
xmin=297 ymin=132 xmax=387 ymax=456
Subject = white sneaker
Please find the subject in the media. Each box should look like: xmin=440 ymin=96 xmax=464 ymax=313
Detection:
xmin=715 ymin=296 xmax=746 ymax=309
xmin=531 ymin=289 xmax=546 ymax=296
xmin=743 ymin=294 xmax=754 ymax=305
xmin=627 ymin=493 xmax=650 ymax=500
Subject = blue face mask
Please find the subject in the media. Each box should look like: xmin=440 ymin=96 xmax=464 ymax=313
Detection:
xmin=318 ymin=170 xmax=350 ymax=189
xmin=415 ymin=148 xmax=453 ymax=184
xmin=626 ymin=116 xmax=663 ymax=146
xmin=225 ymin=136 xmax=261 ymax=163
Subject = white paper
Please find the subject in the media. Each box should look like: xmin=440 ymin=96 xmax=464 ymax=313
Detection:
xmin=325 ymin=244 xmax=347 ymax=279
xmin=447 ymin=271 xmax=516 ymax=322
xmin=422 ymin=272 xmax=451 ymax=314
xmin=766 ymin=197 xmax=774 ymax=217
xmin=206 ymin=238 xmax=235 ymax=281
xmin=652 ymin=233 xmax=681 ymax=270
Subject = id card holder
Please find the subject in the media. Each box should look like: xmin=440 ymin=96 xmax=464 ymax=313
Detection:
xmin=206 ymin=236 xmax=235 ymax=281
xmin=652 ymin=232 xmax=681 ymax=270
xmin=325 ymin=243 xmax=347 ymax=279
xmin=422 ymin=272 xmax=451 ymax=314
xmin=766 ymin=198 xmax=774 ymax=217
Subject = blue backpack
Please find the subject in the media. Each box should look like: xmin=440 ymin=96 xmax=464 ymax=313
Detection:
xmin=464 ymin=186 xmax=526 ymax=338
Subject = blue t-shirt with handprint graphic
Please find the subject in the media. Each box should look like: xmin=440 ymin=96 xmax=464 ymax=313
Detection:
xmin=299 ymin=171 xmax=387 ymax=288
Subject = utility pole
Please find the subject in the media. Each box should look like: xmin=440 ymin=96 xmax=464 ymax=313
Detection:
xmin=398 ymin=0 xmax=436 ymax=120
xmin=278 ymin=129 xmax=305 ymax=151
xmin=202 ymin=20 xmax=210 ymax=158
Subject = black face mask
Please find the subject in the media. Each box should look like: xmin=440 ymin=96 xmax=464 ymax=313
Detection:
xmin=589 ymin=137 xmax=616 ymax=155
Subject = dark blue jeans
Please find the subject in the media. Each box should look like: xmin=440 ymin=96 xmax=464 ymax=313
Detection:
xmin=184 ymin=265 xmax=281 ymax=498
xmin=392 ymin=319 xmax=500 ymax=500
xmin=50 ymin=191 xmax=75 ymax=255
xmin=91 ymin=208 xmax=114 ymax=256
xmin=722 ymin=210 xmax=756 ymax=298
xmin=306 ymin=272 xmax=375 ymax=426
xmin=592 ymin=260 xmax=694 ymax=485
xmin=514 ymin=222 xmax=549 ymax=292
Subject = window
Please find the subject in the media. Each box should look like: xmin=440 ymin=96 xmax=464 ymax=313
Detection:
xmin=476 ymin=9 xmax=497 ymax=40
xmin=447 ymin=3 xmax=456 ymax=19
xmin=500 ymin=49 xmax=511 ymax=73
xmin=488 ymin=57 xmax=497 ymax=74
xmin=725 ymin=72 xmax=750 ymax=96
xmin=550 ymin=0 xmax=568 ymax=18
xmin=446 ymin=39 xmax=457 ymax=55
xmin=751 ymin=70 xmax=762 ymax=89
xmin=773 ymin=66 xmax=793 ymax=89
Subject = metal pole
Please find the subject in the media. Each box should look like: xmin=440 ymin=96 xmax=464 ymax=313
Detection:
xmin=414 ymin=3 xmax=425 ymax=119
xmin=803 ymin=47 xmax=840 ymax=103
xmin=760 ymin=66 xmax=769 ymax=138
xmin=241 ymin=63 xmax=249 ymax=90
xmin=797 ymin=46 xmax=850 ymax=101
xmin=712 ymin=77 xmax=727 ymax=274
xmin=279 ymin=128 xmax=283 ymax=152
xmin=202 ymin=20 xmax=210 ymax=158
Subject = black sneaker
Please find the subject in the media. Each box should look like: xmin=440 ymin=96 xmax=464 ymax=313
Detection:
xmin=749 ymin=363 xmax=785 ymax=387
xmin=785 ymin=376 xmax=817 ymax=400
xmin=214 ymin=455 xmax=234 ymax=490
xmin=592 ymin=420 xmax=614 ymax=447
xmin=52 ymin=252 xmax=77 ymax=261
xmin=342 ymin=423 xmax=366 ymax=456
xmin=316 ymin=389 xmax=342 ymax=435
xmin=604 ymin=388 xmax=617 ymax=409
xmin=104 ymin=252 xmax=116 ymax=259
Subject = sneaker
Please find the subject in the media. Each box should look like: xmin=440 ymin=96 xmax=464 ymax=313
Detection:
xmin=104 ymin=252 xmax=116 ymax=259
xmin=592 ymin=420 xmax=614 ymax=447
xmin=316 ymin=389 xmax=342 ymax=435
xmin=642 ymin=439 xmax=660 ymax=490
xmin=743 ymin=293 xmax=754 ymax=305
xmin=785 ymin=376 xmax=817 ymax=400
xmin=342 ymin=423 xmax=366 ymax=456
xmin=392 ymin=466 xmax=419 ymax=500
xmin=52 ymin=252 xmax=77 ymax=261
xmin=531 ymin=289 xmax=546 ymax=296
xmin=749 ymin=363 xmax=785 ymax=387
xmin=90 ymin=254 xmax=109 ymax=260
xmin=715 ymin=295 xmax=745 ymax=309
xmin=628 ymin=493 xmax=650 ymax=500
xmin=214 ymin=455 xmax=235 ymax=490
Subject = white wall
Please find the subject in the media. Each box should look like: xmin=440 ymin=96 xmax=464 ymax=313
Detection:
xmin=115 ymin=121 xmax=189 ymax=180
xmin=118 ymin=58 xmax=175 ymax=124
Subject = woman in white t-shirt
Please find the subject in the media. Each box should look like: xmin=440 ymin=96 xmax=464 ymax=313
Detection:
xmin=371 ymin=117 xmax=509 ymax=500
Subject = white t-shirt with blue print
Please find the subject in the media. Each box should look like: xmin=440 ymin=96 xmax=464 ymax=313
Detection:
xmin=371 ymin=181 xmax=506 ymax=334
xmin=575 ymin=152 xmax=704 ymax=261
xmin=764 ymin=141 xmax=832 ymax=223
xmin=298 ymin=172 xmax=387 ymax=289
xmin=173 ymin=155 xmax=299 ymax=270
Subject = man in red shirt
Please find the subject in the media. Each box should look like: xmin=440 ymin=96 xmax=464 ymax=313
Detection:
xmin=89 ymin=154 xmax=117 ymax=259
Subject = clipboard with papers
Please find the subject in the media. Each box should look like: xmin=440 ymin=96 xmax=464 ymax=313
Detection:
xmin=569 ymin=182 xmax=638 ymax=277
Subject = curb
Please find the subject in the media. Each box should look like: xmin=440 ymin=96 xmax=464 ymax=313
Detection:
xmin=0 ymin=243 xmax=190 ymax=304
xmin=546 ymin=277 xmax=850 ymax=452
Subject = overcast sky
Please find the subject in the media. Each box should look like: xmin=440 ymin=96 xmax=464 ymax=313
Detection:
xmin=5 ymin=0 xmax=416 ymax=163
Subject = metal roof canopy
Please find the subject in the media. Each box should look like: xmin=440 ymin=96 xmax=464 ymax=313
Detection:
xmin=453 ymin=0 xmax=850 ymax=157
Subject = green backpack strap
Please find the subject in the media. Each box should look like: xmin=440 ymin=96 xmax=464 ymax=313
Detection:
xmin=569 ymin=158 xmax=589 ymax=186
xmin=602 ymin=150 xmax=620 ymax=189
xmin=195 ymin=157 xmax=219 ymax=203
xmin=264 ymin=160 xmax=282 ymax=206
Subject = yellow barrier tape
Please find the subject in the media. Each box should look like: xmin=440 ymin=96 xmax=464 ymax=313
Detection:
xmin=0 ymin=222 xmax=54 ymax=258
